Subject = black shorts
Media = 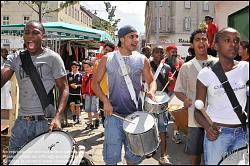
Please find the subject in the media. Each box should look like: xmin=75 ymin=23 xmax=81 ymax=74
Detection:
xmin=185 ymin=127 xmax=204 ymax=155
xmin=69 ymin=95 xmax=82 ymax=105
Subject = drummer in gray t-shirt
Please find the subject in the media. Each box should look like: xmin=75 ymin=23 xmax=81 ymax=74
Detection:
xmin=1 ymin=20 xmax=69 ymax=163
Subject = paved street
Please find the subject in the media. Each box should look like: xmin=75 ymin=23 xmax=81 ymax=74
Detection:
xmin=63 ymin=110 xmax=197 ymax=165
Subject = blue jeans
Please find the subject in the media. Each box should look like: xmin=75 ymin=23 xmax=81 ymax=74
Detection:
xmin=103 ymin=116 xmax=142 ymax=165
xmin=85 ymin=95 xmax=98 ymax=112
xmin=7 ymin=118 xmax=49 ymax=163
xmin=153 ymin=112 xmax=168 ymax=133
xmin=204 ymin=127 xmax=248 ymax=165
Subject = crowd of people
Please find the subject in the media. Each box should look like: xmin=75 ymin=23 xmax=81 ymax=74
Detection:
xmin=1 ymin=15 xmax=249 ymax=165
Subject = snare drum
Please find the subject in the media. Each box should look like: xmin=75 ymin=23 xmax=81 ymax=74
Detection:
xmin=218 ymin=146 xmax=249 ymax=165
xmin=123 ymin=111 xmax=160 ymax=156
xmin=9 ymin=131 xmax=85 ymax=165
xmin=168 ymin=95 xmax=188 ymax=135
xmin=144 ymin=91 xmax=170 ymax=114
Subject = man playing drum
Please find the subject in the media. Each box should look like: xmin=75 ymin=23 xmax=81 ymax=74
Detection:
xmin=149 ymin=46 xmax=172 ymax=165
xmin=174 ymin=29 xmax=217 ymax=165
xmin=92 ymin=25 xmax=157 ymax=165
xmin=1 ymin=20 xmax=69 ymax=163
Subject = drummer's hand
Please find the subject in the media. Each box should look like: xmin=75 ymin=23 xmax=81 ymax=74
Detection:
xmin=184 ymin=98 xmax=192 ymax=109
xmin=104 ymin=100 xmax=113 ymax=117
xmin=48 ymin=114 xmax=62 ymax=133
xmin=205 ymin=124 xmax=221 ymax=141
xmin=146 ymin=90 xmax=156 ymax=101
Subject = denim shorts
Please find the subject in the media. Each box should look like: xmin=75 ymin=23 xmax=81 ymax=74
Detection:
xmin=84 ymin=95 xmax=98 ymax=113
xmin=7 ymin=118 xmax=49 ymax=163
xmin=204 ymin=126 xmax=248 ymax=165
xmin=185 ymin=127 xmax=204 ymax=155
xmin=103 ymin=116 xmax=142 ymax=165
xmin=153 ymin=112 xmax=168 ymax=133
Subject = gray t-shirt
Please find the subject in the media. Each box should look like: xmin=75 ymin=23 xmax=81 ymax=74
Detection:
xmin=4 ymin=48 xmax=67 ymax=116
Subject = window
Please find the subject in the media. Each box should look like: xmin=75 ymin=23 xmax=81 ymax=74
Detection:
xmin=167 ymin=1 xmax=170 ymax=7
xmin=184 ymin=1 xmax=191 ymax=9
xmin=155 ymin=1 xmax=163 ymax=7
xmin=203 ymin=1 xmax=209 ymax=11
xmin=184 ymin=17 xmax=191 ymax=30
xmin=23 ymin=16 xmax=29 ymax=24
xmin=3 ymin=16 xmax=9 ymax=25
xmin=160 ymin=17 xmax=163 ymax=30
xmin=69 ymin=6 xmax=71 ymax=17
xmin=71 ymin=6 xmax=74 ymax=18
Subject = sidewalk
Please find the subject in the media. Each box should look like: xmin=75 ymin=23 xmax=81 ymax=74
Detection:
xmin=63 ymin=110 xmax=191 ymax=165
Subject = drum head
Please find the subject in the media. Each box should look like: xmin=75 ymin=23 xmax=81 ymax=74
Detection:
xmin=168 ymin=95 xmax=184 ymax=112
xmin=218 ymin=147 xmax=249 ymax=165
xmin=145 ymin=91 xmax=170 ymax=105
xmin=10 ymin=131 xmax=74 ymax=165
xmin=123 ymin=112 xmax=155 ymax=134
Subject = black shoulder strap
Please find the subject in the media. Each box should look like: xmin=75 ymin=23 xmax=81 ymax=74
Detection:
xmin=211 ymin=62 xmax=247 ymax=126
xmin=19 ymin=51 xmax=51 ymax=114
xmin=150 ymin=61 xmax=168 ymax=93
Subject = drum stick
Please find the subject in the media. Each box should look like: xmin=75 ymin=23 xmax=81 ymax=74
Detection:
xmin=161 ymin=70 xmax=177 ymax=93
xmin=99 ymin=109 xmax=135 ymax=124
xmin=195 ymin=100 xmax=213 ymax=126
xmin=112 ymin=114 xmax=135 ymax=124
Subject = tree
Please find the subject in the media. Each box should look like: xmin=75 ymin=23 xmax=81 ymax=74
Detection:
xmin=95 ymin=2 xmax=121 ymax=40
xmin=19 ymin=1 xmax=78 ymax=23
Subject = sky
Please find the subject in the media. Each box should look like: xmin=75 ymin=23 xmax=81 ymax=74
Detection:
xmin=80 ymin=1 xmax=146 ymax=34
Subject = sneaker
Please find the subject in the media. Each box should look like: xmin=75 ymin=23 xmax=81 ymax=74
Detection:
xmin=72 ymin=115 xmax=76 ymax=122
xmin=84 ymin=123 xmax=92 ymax=130
xmin=94 ymin=119 xmax=100 ymax=128
xmin=159 ymin=156 xmax=172 ymax=165
xmin=172 ymin=132 xmax=182 ymax=144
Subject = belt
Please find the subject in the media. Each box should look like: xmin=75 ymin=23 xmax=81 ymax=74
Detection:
xmin=18 ymin=115 xmax=46 ymax=121
xmin=213 ymin=122 xmax=243 ymax=128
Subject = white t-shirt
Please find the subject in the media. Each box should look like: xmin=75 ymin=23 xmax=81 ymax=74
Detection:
xmin=197 ymin=61 xmax=249 ymax=124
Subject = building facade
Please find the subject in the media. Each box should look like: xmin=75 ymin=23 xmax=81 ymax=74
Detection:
xmin=214 ymin=1 xmax=249 ymax=40
xmin=145 ymin=1 xmax=215 ymax=56
xmin=1 ymin=1 xmax=93 ymax=50
xmin=1 ymin=1 xmax=92 ymax=27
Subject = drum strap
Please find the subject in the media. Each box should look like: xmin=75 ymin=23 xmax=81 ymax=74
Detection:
xmin=115 ymin=52 xmax=138 ymax=109
xmin=191 ymin=58 xmax=202 ymax=72
xmin=19 ymin=50 xmax=56 ymax=118
xmin=211 ymin=62 xmax=247 ymax=130
xmin=150 ymin=61 xmax=168 ymax=93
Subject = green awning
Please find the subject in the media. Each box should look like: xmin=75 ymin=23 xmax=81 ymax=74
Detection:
xmin=1 ymin=22 xmax=113 ymax=42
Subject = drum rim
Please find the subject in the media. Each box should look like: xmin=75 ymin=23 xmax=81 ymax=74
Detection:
xmin=123 ymin=111 xmax=156 ymax=134
xmin=217 ymin=146 xmax=247 ymax=165
xmin=144 ymin=91 xmax=170 ymax=104
xmin=10 ymin=130 xmax=76 ymax=165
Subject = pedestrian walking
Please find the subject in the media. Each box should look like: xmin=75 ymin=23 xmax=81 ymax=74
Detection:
xmin=174 ymin=29 xmax=217 ymax=165
xmin=82 ymin=60 xmax=99 ymax=129
xmin=165 ymin=44 xmax=184 ymax=144
xmin=92 ymin=25 xmax=157 ymax=165
xmin=150 ymin=46 xmax=172 ymax=165
xmin=67 ymin=61 xmax=82 ymax=124
xmin=1 ymin=20 xmax=69 ymax=163
xmin=93 ymin=41 xmax=115 ymax=130
xmin=204 ymin=15 xmax=218 ymax=57
xmin=194 ymin=27 xmax=249 ymax=165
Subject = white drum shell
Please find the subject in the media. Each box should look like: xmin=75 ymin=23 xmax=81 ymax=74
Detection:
xmin=9 ymin=131 xmax=84 ymax=165
xmin=123 ymin=112 xmax=160 ymax=156
xmin=218 ymin=147 xmax=249 ymax=165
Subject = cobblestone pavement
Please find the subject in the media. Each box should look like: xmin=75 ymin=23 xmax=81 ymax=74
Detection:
xmin=63 ymin=110 xmax=196 ymax=165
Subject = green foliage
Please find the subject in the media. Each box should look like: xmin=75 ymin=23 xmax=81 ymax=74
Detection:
xmin=94 ymin=2 xmax=121 ymax=40
xmin=19 ymin=1 xmax=78 ymax=22
xmin=199 ymin=21 xmax=207 ymax=31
